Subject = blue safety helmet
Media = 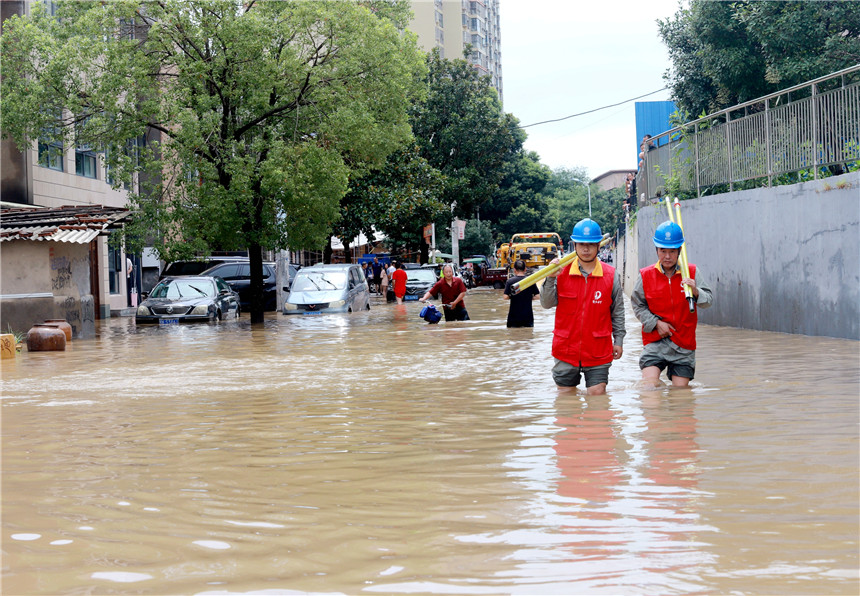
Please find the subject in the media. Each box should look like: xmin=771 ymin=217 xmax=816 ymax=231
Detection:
xmin=653 ymin=221 xmax=685 ymax=248
xmin=570 ymin=218 xmax=602 ymax=243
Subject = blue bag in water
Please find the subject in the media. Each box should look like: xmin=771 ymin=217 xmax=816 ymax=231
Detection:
xmin=419 ymin=304 xmax=442 ymax=324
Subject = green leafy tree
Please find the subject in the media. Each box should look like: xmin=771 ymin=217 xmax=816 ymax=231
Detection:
xmin=1 ymin=0 xmax=425 ymax=323
xmin=410 ymin=50 xmax=523 ymax=220
xmin=335 ymin=147 xmax=446 ymax=261
xmin=659 ymin=0 xmax=860 ymax=116
xmin=543 ymin=167 xmax=622 ymax=242
xmin=435 ymin=218 xmax=495 ymax=261
xmin=484 ymin=149 xmax=555 ymax=241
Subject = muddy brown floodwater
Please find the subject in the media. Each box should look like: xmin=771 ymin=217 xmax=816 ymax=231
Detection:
xmin=2 ymin=288 xmax=858 ymax=595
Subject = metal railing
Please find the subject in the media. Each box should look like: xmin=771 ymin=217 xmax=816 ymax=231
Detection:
xmin=637 ymin=65 xmax=860 ymax=204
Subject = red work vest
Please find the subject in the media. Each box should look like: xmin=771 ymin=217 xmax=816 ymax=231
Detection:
xmin=552 ymin=260 xmax=615 ymax=367
xmin=640 ymin=263 xmax=698 ymax=350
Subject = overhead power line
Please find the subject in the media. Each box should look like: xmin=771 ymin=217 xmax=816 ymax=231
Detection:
xmin=519 ymin=88 xmax=669 ymax=129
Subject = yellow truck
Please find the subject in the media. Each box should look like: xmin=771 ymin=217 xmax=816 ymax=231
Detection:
xmin=498 ymin=233 xmax=565 ymax=275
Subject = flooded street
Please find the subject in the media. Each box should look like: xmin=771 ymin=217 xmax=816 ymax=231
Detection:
xmin=2 ymin=288 xmax=858 ymax=595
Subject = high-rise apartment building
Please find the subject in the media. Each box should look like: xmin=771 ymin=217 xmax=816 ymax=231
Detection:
xmin=409 ymin=0 xmax=503 ymax=104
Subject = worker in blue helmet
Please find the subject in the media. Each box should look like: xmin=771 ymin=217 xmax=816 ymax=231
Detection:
xmin=631 ymin=220 xmax=714 ymax=389
xmin=540 ymin=218 xmax=626 ymax=395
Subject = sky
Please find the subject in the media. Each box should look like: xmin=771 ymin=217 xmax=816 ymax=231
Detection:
xmin=499 ymin=0 xmax=683 ymax=179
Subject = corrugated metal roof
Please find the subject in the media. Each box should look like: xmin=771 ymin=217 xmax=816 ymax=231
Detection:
xmin=0 ymin=205 xmax=131 ymax=244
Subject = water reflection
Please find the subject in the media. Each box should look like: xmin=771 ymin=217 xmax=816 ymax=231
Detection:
xmin=1 ymin=290 xmax=858 ymax=595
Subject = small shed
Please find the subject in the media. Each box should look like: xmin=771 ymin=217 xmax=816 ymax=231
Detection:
xmin=0 ymin=204 xmax=131 ymax=338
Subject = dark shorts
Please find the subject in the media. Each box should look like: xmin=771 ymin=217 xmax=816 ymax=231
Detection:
xmin=552 ymin=359 xmax=610 ymax=388
xmin=443 ymin=305 xmax=469 ymax=321
xmin=639 ymin=340 xmax=695 ymax=380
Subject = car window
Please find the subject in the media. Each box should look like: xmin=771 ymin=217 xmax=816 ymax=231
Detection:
xmin=292 ymin=270 xmax=348 ymax=292
xmin=163 ymin=261 xmax=210 ymax=276
xmin=150 ymin=279 xmax=216 ymax=299
xmin=215 ymin=278 xmax=231 ymax=293
xmin=407 ymin=269 xmax=437 ymax=283
xmin=236 ymin=264 xmax=250 ymax=277
xmin=214 ymin=264 xmax=241 ymax=278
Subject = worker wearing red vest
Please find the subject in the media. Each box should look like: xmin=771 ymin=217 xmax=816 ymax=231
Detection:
xmin=541 ymin=219 xmax=626 ymax=395
xmin=632 ymin=221 xmax=713 ymax=388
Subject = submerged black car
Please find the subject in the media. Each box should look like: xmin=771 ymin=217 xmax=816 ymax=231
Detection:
xmin=135 ymin=276 xmax=240 ymax=324
xmin=403 ymin=268 xmax=438 ymax=301
xmin=200 ymin=261 xmax=300 ymax=311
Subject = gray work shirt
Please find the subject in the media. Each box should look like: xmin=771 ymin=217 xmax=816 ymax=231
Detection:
xmin=541 ymin=261 xmax=626 ymax=347
xmin=630 ymin=263 xmax=713 ymax=335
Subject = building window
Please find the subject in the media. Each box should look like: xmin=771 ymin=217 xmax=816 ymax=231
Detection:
xmin=37 ymin=107 xmax=64 ymax=171
xmin=75 ymin=150 xmax=97 ymax=178
xmin=106 ymin=134 xmax=144 ymax=189
xmin=75 ymin=116 xmax=97 ymax=179
xmin=38 ymin=141 xmax=64 ymax=171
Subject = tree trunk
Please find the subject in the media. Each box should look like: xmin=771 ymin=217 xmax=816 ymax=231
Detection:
xmin=343 ymin=237 xmax=352 ymax=263
xmin=323 ymin=240 xmax=333 ymax=264
xmin=419 ymin=236 xmax=429 ymax=264
xmin=248 ymin=241 xmax=265 ymax=324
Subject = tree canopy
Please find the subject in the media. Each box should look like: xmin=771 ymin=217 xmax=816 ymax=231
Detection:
xmin=335 ymin=146 xmax=446 ymax=260
xmin=410 ymin=50 xmax=524 ymax=220
xmin=659 ymin=0 xmax=860 ymax=116
xmin=1 ymin=0 xmax=425 ymax=321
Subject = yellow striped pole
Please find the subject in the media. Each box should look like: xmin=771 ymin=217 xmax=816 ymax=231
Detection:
xmin=668 ymin=197 xmax=696 ymax=312
xmin=509 ymin=234 xmax=610 ymax=295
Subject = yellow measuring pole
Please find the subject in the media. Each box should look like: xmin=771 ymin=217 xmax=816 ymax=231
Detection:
xmin=667 ymin=197 xmax=696 ymax=312
xmin=509 ymin=234 xmax=610 ymax=295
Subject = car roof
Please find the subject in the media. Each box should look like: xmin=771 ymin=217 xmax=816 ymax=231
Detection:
xmin=300 ymin=264 xmax=356 ymax=271
xmin=167 ymin=256 xmax=247 ymax=263
xmin=202 ymin=260 xmax=276 ymax=268
xmin=160 ymin=275 xmax=218 ymax=281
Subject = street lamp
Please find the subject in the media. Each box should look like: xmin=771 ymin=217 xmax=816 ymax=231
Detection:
xmin=572 ymin=177 xmax=592 ymax=218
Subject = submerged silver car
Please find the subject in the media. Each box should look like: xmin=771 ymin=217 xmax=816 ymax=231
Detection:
xmin=283 ymin=264 xmax=370 ymax=315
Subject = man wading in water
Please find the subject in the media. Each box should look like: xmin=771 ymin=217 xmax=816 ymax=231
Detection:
xmin=632 ymin=220 xmax=713 ymax=389
xmin=419 ymin=263 xmax=469 ymax=321
xmin=541 ymin=219 xmax=625 ymax=394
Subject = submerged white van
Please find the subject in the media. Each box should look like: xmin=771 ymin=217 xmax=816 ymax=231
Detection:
xmin=283 ymin=264 xmax=371 ymax=315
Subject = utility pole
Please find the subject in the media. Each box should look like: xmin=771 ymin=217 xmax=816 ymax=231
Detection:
xmin=275 ymin=249 xmax=290 ymax=314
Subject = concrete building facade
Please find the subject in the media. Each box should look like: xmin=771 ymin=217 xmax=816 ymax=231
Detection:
xmin=409 ymin=0 xmax=503 ymax=103
xmin=0 ymin=0 xmax=145 ymax=321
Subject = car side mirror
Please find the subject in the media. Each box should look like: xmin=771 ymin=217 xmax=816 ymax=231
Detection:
xmin=220 ymin=289 xmax=231 ymax=295
xmin=141 ymin=292 xmax=149 ymax=299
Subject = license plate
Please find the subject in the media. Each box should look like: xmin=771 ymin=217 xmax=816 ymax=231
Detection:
xmin=159 ymin=318 xmax=179 ymax=325
xmin=404 ymin=295 xmax=419 ymax=301
xmin=302 ymin=312 xmax=322 ymax=316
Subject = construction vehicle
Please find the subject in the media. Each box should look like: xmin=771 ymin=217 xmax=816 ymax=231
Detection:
xmin=497 ymin=233 xmax=565 ymax=275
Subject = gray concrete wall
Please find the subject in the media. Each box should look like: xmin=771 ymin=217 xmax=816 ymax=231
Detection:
xmin=0 ymin=240 xmax=96 ymax=338
xmin=624 ymin=171 xmax=859 ymax=340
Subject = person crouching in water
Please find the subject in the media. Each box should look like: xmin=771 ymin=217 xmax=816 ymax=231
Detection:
xmin=631 ymin=221 xmax=713 ymax=388
xmin=419 ymin=263 xmax=469 ymax=321
xmin=541 ymin=219 xmax=625 ymax=394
